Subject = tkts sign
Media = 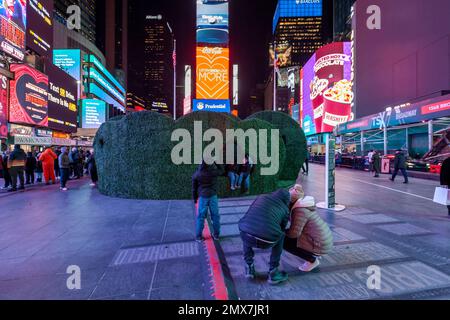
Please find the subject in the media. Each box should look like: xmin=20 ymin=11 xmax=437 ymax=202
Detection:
xmin=196 ymin=47 xmax=229 ymax=100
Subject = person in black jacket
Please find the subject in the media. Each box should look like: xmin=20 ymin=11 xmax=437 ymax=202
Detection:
xmin=238 ymin=186 xmax=303 ymax=285
xmin=1 ymin=151 xmax=12 ymax=189
xmin=87 ymin=150 xmax=98 ymax=186
xmin=440 ymin=157 xmax=450 ymax=216
xmin=25 ymin=152 xmax=37 ymax=184
xmin=390 ymin=150 xmax=409 ymax=184
xmin=193 ymin=161 xmax=225 ymax=241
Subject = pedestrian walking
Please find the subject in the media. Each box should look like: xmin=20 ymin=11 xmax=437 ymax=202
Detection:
xmin=192 ymin=161 xmax=225 ymax=242
xmin=39 ymin=147 xmax=58 ymax=185
xmin=1 ymin=150 xmax=12 ymax=189
xmin=439 ymin=156 xmax=450 ymax=216
xmin=54 ymin=147 xmax=61 ymax=181
xmin=36 ymin=154 xmax=43 ymax=183
xmin=238 ymin=186 xmax=303 ymax=285
xmin=372 ymin=151 xmax=381 ymax=178
xmin=25 ymin=152 xmax=37 ymax=184
xmin=58 ymin=147 xmax=70 ymax=191
xmin=368 ymin=150 xmax=374 ymax=173
xmin=390 ymin=149 xmax=409 ymax=184
xmin=7 ymin=145 xmax=26 ymax=192
xmin=69 ymin=148 xmax=80 ymax=179
xmin=87 ymin=150 xmax=98 ymax=187
xmin=284 ymin=185 xmax=333 ymax=272
xmin=301 ymin=149 xmax=309 ymax=175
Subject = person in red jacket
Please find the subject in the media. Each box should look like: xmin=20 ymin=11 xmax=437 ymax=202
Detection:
xmin=39 ymin=147 xmax=57 ymax=185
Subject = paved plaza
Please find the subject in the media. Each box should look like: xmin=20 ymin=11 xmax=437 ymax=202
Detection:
xmin=0 ymin=164 xmax=449 ymax=300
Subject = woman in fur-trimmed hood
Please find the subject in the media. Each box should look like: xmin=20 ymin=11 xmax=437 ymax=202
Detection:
xmin=284 ymin=185 xmax=334 ymax=272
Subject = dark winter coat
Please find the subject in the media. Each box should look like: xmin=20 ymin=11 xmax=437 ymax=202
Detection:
xmin=440 ymin=157 xmax=450 ymax=186
xmin=239 ymin=189 xmax=291 ymax=242
xmin=192 ymin=163 xmax=225 ymax=201
xmin=373 ymin=153 xmax=381 ymax=173
xmin=8 ymin=146 xmax=27 ymax=168
xmin=394 ymin=152 xmax=407 ymax=170
xmin=25 ymin=155 xmax=37 ymax=171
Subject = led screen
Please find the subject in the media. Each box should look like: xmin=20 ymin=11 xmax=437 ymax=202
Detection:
xmin=0 ymin=74 xmax=7 ymax=138
xmin=81 ymin=99 xmax=106 ymax=129
xmin=26 ymin=0 xmax=53 ymax=57
xmin=301 ymin=42 xmax=353 ymax=136
xmin=9 ymin=64 xmax=48 ymax=127
xmin=196 ymin=46 xmax=229 ymax=100
xmin=0 ymin=0 xmax=27 ymax=60
xmin=47 ymin=63 xmax=78 ymax=133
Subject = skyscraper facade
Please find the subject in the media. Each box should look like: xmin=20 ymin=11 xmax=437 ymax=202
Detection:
xmin=333 ymin=0 xmax=355 ymax=41
xmin=141 ymin=15 xmax=174 ymax=114
xmin=273 ymin=0 xmax=331 ymax=67
xmin=54 ymin=0 xmax=97 ymax=44
xmin=96 ymin=0 xmax=129 ymax=88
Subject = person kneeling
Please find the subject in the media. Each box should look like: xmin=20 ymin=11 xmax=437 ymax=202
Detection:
xmin=284 ymin=186 xmax=334 ymax=272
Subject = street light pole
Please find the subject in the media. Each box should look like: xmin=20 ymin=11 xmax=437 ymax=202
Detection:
xmin=273 ymin=41 xmax=277 ymax=112
xmin=173 ymin=39 xmax=177 ymax=121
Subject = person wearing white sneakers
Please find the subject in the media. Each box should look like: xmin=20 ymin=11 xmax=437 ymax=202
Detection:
xmin=58 ymin=147 xmax=70 ymax=192
xmin=284 ymin=185 xmax=334 ymax=272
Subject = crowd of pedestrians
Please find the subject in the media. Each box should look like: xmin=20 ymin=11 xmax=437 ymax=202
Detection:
xmin=1 ymin=145 xmax=98 ymax=193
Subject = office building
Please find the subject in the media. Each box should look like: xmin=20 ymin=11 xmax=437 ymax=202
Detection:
xmin=273 ymin=0 xmax=332 ymax=67
xmin=54 ymin=0 xmax=97 ymax=44
xmin=333 ymin=0 xmax=355 ymax=41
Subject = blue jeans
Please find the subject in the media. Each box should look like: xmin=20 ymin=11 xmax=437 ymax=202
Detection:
xmin=196 ymin=196 xmax=220 ymax=238
xmin=60 ymin=168 xmax=69 ymax=188
xmin=228 ymin=172 xmax=238 ymax=188
xmin=237 ymin=173 xmax=250 ymax=191
xmin=241 ymin=232 xmax=284 ymax=271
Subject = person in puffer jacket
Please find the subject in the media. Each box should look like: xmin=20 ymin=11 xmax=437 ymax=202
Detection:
xmin=285 ymin=185 xmax=334 ymax=272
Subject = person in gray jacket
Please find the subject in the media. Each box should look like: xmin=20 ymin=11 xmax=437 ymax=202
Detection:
xmin=59 ymin=147 xmax=70 ymax=191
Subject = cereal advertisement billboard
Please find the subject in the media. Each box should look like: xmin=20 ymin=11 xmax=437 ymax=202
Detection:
xmin=300 ymin=42 xmax=353 ymax=136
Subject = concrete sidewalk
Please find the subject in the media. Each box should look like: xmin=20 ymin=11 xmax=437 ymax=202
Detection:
xmin=215 ymin=165 xmax=450 ymax=300
xmin=0 ymin=179 xmax=215 ymax=300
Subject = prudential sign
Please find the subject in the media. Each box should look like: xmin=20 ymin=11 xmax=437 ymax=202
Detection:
xmin=193 ymin=99 xmax=230 ymax=113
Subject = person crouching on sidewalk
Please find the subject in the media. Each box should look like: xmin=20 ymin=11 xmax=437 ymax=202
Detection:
xmin=238 ymin=187 xmax=303 ymax=285
xmin=284 ymin=185 xmax=334 ymax=272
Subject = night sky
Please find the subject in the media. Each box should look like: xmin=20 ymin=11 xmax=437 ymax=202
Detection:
xmin=131 ymin=0 xmax=279 ymax=114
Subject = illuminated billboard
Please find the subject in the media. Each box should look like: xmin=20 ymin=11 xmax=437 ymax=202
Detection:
xmin=273 ymin=0 xmax=322 ymax=32
xmin=26 ymin=0 xmax=53 ymax=57
xmin=196 ymin=46 xmax=229 ymax=100
xmin=0 ymin=0 xmax=27 ymax=60
xmin=300 ymin=42 xmax=353 ymax=136
xmin=269 ymin=42 xmax=292 ymax=67
xmin=81 ymin=99 xmax=106 ymax=129
xmin=184 ymin=65 xmax=192 ymax=115
xmin=9 ymin=64 xmax=48 ymax=127
xmin=47 ymin=63 xmax=78 ymax=133
xmin=232 ymin=64 xmax=238 ymax=105
xmin=0 ymin=74 xmax=7 ymax=138
xmin=196 ymin=0 xmax=229 ymax=45
xmin=193 ymin=99 xmax=230 ymax=113
xmin=53 ymin=49 xmax=81 ymax=81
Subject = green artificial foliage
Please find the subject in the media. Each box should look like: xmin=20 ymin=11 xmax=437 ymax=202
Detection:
xmin=94 ymin=110 xmax=305 ymax=200
xmin=247 ymin=111 xmax=307 ymax=180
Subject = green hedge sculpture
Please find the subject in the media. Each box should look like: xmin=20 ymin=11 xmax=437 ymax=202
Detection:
xmin=94 ymin=111 xmax=305 ymax=200
xmin=248 ymin=111 xmax=307 ymax=181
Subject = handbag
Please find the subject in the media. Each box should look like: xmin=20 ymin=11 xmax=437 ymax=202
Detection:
xmin=433 ymin=187 xmax=450 ymax=205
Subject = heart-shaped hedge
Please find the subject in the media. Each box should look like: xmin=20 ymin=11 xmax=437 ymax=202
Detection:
xmin=94 ymin=111 xmax=306 ymax=200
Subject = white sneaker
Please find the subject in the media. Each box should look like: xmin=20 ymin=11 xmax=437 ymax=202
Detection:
xmin=60 ymin=187 xmax=68 ymax=191
xmin=299 ymin=259 xmax=320 ymax=272
xmin=90 ymin=183 xmax=96 ymax=187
